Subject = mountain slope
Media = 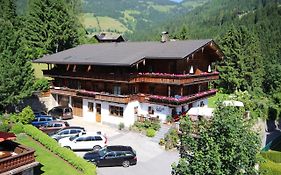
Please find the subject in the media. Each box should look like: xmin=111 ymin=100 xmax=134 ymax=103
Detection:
xmin=81 ymin=0 xmax=209 ymax=35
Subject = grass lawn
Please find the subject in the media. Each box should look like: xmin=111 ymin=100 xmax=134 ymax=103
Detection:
xmin=208 ymin=92 xmax=228 ymax=108
xmin=32 ymin=63 xmax=49 ymax=79
xmin=16 ymin=134 xmax=82 ymax=175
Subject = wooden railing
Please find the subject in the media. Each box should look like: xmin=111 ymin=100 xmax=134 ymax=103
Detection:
xmin=43 ymin=70 xmax=219 ymax=85
xmin=131 ymin=72 xmax=219 ymax=84
xmin=148 ymin=89 xmax=217 ymax=106
xmin=0 ymin=145 xmax=35 ymax=174
xmin=95 ymin=94 xmax=130 ymax=103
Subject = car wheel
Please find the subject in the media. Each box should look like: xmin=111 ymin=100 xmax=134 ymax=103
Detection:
xmin=64 ymin=146 xmax=71 ymax=150
xmin=93 ymin=145 xmax=102 ymax=151
xmin=122 ymin=160 xmax=130 ymax=168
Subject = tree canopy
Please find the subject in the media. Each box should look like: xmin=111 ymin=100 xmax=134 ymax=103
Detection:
xmin=173 ymin=102 xmax=260 ymax=175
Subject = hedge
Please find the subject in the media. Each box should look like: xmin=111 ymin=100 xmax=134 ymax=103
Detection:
xmin=23 ymin=125 xmax=96 ymax=175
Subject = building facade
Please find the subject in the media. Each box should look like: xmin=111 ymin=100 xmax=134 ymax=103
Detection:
xmin=34 ymin=39 xmax=224 ymax=127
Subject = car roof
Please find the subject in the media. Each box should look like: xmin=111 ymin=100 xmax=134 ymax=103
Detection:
xmin=106 ymin=145 xmax=133 ymax=151
xmin=58 ymin=126 xmax=85 ymax=131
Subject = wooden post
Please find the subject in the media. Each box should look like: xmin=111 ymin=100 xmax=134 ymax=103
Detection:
xmin=66 ymin=64 xmax=70 ymax=71
xmin=180 ymin=86 xmax=183 ymax=96
xmin=168 ymin=86 xmax=171 ymax=97
xmin=87 ymin=65 xmax=91 ymax=72
xmin=73 ymin=65 xmax=76 ymax=72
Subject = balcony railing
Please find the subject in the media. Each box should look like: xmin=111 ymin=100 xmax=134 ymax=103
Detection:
xmin=43 ymin=70 xmax=219 ymax=85
xmin=148 ymin=89 xmax=217 ymax=105
xmin=0 ymin=143 xmax=36 ymax=174
xmin=132 ymin=72 xmax=219 ymax=84
xmin=77 ymin=90 xmax=130 ymax=104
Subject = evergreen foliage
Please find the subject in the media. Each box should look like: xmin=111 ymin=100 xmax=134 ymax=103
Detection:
xmin=22 ymin=0 xmax=83 ymax=60
xmin=173 ymin=102 xmax=260 ymax=175
xmin=217 ymin=26 xmax=264 ymax=94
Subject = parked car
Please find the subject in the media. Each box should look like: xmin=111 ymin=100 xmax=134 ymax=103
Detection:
xmin=83 ymin=145 xmax=137 ymax=167
xmin=48 ymin=106 xmax=73 ymax=120
xmin=51 ymin=126 xmax=86 ymax=141
xmin=58 ymin=132 xmax=107 ymax=151
xmin=39 ymin=121 xmax=70 ymax=135
xmin=33 ymin=111 xmax=47 ymax=117
xmin=31 ymin=116 xmax=56 ymax=127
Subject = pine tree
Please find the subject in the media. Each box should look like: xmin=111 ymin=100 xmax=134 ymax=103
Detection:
xmin=0 ymin=0 xmax=17 ymax=24
xmin=22 ymin=0 xmax=82 ymax=60
xmin=0 ymin=1 xmax=35 ymax=112
xmin=217 ymin=26 xmax=264 ymax=94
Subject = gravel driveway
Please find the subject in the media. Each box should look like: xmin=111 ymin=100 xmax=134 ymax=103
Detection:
xmin=67 ymin=117 xmax=179 ymax=175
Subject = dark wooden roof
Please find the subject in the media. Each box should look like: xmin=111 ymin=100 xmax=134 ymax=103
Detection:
xmin=34 ymin=39 xmax=224 ymax=66
xmin=94 ymin=33 xmax=125 ymax=42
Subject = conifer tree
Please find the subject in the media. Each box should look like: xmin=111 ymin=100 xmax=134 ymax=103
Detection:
xmin=0 ymin=1 xmax=35 ymax=112
xmin=22 ymin=0 xmax=82 ymax=60
xmin=217 ymin=26 xmax=264 ymax=94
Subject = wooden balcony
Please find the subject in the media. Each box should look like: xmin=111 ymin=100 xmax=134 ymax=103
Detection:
xmin=148 ymin=89 xmax=217 ymax=106
xmin=76 ymin=90 xmax=130 ymax=104
xmin=43 ymin=70 xmax=219 ymax=85
xmin=0 ymin=141 xmax=36 ymax=174
xmin=131 ymin=72 xmax=219 ymax=85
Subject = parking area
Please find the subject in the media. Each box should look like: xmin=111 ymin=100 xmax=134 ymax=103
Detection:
xmin=67 ymin=117 xmax=179 ymax=175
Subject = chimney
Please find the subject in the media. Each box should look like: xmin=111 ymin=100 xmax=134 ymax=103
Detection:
xmin=161 ymin=31 xmax=169 ymax=43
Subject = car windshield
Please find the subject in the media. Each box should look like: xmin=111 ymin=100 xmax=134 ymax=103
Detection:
xmin=69 ymin=134 xmax=79 ymax=141
xmin=98 ymin=148 xmax=108 ymax=157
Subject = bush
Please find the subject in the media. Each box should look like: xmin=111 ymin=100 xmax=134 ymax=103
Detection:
xmin=164 ymin=129 xmax=179 ymax=150
xmin=133 ymin=120 xmax=161 ymax=131
xmin=146 ymin=128 xmax=156 ymax=137
xmin=159 ymin=138 xmax=165 ymax=146
xmin=33 ymin=78 xmax=50 ymax=91
xmin=11 ymin=123 xmax=24 ymax=134
xmin=118 ymin=122 xmax=125 ymax=130
xmin=11 ymin=106 xmax=35 ymax=124
xmin=23 ymin=125 xmax=96 ymax=175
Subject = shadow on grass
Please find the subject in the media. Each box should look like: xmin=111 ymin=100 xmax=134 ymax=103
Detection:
xmin=34 ymin=163 xmax=44 ymax=175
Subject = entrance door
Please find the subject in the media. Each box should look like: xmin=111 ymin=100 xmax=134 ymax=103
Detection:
xmin=72 ymin=97 xmax=83 ymax=117
xmin=96 ymin=103 xmax=101 ymax=122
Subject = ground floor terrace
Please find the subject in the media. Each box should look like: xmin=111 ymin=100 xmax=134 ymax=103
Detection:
xmin=47 ymin=88 xmax=215 ymax=127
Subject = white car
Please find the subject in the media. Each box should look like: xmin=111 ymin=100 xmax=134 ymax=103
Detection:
xmin=58 ymin=132 xmax=107 ymax=151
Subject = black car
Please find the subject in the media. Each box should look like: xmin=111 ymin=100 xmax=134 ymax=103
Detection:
xmin=83 ymin=145 xmax=137 ymax=167
xmin=48 ymin=106 xmax=73 ymax=120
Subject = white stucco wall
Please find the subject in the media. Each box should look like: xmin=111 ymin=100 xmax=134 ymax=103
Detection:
xmin=137 ymin=103 xmax=172 ymax=122
xmin=79 ymin=97 xmax=209 ymax=128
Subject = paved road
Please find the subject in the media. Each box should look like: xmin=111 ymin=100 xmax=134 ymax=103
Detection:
xmin=68 ymin=117 xmax=179 ymax=175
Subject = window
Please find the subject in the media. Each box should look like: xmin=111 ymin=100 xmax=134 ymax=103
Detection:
xmin=134 ymin=106 xmax=138 ymax=114
xmin=109 ymin=105 xmax=124 ymax=117
xmin=70 ymin=130 xmax=78 ymax=134
xmin=76 ymin=137 xmax=84 ymax=142
xmin=94 ymin=136 xmax=103 ymax=141
xmin=148 ymin=106 xmax=154 ymax=115
xmin=113 ymin=86 xmax=121 ymax=95
xmin=60 ymin=130 xmax=69 ymax=135
xmin=105 ymin=152 xmax=116 ymax=159
xmin=88 ymin=102 xmax=94 ymax=112
xmin=54 ymin=124 xmax=62 ymax=127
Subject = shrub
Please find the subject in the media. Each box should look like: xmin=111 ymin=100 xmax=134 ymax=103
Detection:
xmin=133 ymin=120 xmax=161 ymax=131
xmin=118 ymin=122 xmax=125 ymax=130
xmin=159 ymin=138 xmax=165 ymax=146
xmin=13 ymin=106 xmax=35 ymax=124
xmin=33 ymin=78 xmax=50 ymax=91
xmin=164 ymin=129 xmax=179 ymax=150
xmin=11 ymin=123 xmax=24 ymax=134
xmin=146 ymin=128 xmax=156 ymax=137
xmin=23 ymin=125 xmax=96 ymax=175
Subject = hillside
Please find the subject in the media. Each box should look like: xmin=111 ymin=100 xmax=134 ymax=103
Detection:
xmin=80 ymin=0 xmax=209 ymax=36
